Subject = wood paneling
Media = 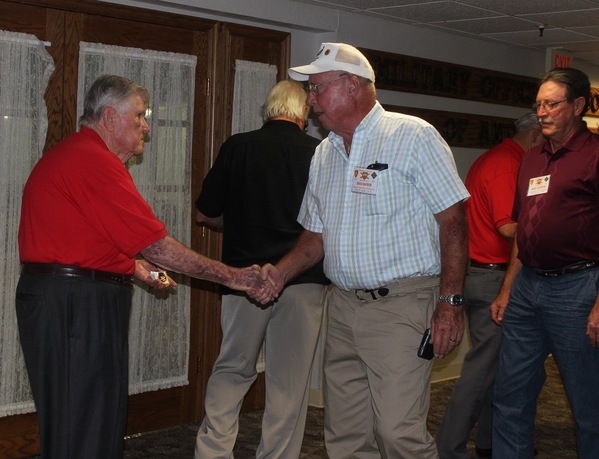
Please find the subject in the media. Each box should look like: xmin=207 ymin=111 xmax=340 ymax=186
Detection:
xmin=384 ymin=105 xmax=517 ymax=149
xmin=193 ymin=22 xmax=291 ymax=418
xmin=360 ymin=47 xmax=539 ymax=109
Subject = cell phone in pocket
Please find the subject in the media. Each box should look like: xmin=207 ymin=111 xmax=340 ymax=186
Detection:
xmin=417 ymin=328 xmax=434 ymax=360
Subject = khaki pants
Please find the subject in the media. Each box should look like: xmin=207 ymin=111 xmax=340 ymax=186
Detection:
xmin=194 ymin=283 xmax=327 ymax=459
xmin=324 ymin=285 xmax=439 ymax=459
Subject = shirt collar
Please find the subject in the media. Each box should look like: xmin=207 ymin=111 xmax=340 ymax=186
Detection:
xmin=540 ymin=123 xmax=591 ymax=157
xmin=328 ymin=101 xmax=384 ymax=158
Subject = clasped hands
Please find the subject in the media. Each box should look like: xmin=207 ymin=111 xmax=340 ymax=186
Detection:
xmin=242 ymin=263 xmax=284 ymax=305
xmin=136 ymin=259 xmax=284 ymax=304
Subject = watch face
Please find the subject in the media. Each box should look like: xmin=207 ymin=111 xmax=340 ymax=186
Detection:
xmin=440 ymin=294 xmax=463 ymax=306
xmin=451 ymin=295 xmax=464 ymax=306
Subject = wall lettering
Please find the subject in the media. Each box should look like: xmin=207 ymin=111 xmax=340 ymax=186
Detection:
xmin=384 ymin=104 xmax=516 ymax=149
xmin=361 ymin=48 xmax=538 ymax=109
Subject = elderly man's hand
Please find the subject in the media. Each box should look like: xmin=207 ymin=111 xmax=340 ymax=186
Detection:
xmin=587 ymin=301 xmax=599 ymax=348
xmin=430 ymin=302 xmax=465 ymax=358
xmin=135 ymin=259 xmax=177 ymax=291
xmin=230 ymin=265 xmax=279 ymax=305
xmin=261 ymin=263 xmax=285 ymax=294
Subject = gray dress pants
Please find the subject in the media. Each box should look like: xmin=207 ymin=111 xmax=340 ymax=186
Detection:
xmin=194 ymin=283 xmax=327 ymax=459
xmin=436 ymin=267 xmax=504 ymax=459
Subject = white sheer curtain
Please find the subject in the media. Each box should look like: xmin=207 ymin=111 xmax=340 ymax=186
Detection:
xmin=78 ymin=42 xmax=196 ymax=394
xmin=231 ymin=60 xmax=277 ymax=135
xmin=0 ymin=31 xmax=54 ymax=417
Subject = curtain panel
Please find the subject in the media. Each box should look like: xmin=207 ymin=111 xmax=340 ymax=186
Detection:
xmin=0 ymin=30 xmax=54 ymax=417
xmin=78 ymin=42 xmax=197 ymax=394
xmin=232 ymin=59 xmax=277 ymax=135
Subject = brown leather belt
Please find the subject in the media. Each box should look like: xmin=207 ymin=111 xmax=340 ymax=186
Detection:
xmin=22 ymin=263 xmax=134 ymax=288
xmin=470 ymin=261 xmax=508 ymax=271
xmin=533 ymin=261 xmax=597 ymax=277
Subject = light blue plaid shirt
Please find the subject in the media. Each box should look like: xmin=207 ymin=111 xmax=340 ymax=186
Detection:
xmin=298 ymin=102 xmax=469 ymax=290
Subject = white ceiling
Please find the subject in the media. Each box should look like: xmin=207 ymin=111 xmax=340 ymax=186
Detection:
xmin=292 ymin=0 xmax=599 ymax=67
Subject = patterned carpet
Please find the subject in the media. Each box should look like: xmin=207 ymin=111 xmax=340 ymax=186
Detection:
xmin=117 ymin=355 xmax=576 ymax=459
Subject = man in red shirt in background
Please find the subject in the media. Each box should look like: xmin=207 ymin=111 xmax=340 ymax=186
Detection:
xmin=436 ymin=111 xmax=541 ymax=459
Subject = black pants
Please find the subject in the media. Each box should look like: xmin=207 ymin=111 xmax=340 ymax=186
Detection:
xmin=16 ymin=273 xmax=132 ymax=459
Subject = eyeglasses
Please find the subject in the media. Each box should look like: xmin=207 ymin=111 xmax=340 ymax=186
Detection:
xmin=532 ymin=99 xmax=569 ymax=112
xmin=308 ymin=73 xmax=348 ymax=96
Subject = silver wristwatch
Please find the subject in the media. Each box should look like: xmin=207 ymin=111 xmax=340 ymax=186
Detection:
xmin=439 ymin=294 xmax=464 ymax=307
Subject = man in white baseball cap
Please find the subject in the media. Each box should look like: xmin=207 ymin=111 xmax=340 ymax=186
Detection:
xmin=288 ymin=42 xmax=375 ymax=82
xmin=262 ymin=43 xmax=469 ymax=459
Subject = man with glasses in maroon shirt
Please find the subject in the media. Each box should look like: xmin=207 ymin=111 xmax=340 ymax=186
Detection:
xmin=491 ymin=67 xmax=599 ymax=459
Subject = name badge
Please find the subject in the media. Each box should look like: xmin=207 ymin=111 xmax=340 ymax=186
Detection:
xmin=527 ymin=174 xmax=550 ymax=196
xmin=352 ymin=167 xmax=379 ymax=195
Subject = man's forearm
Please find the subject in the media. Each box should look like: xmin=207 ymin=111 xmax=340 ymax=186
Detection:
xmin=437 ymin=202 xmax=469 ymax=294
xmin=276 ymin=230 xmax=324 ymax=285
xmin=499 ymin=233 xmax=522 ymax=295
xmin=141 ymin=235 xmax=255 ymax=289
xmin=195 ymin=210 xmax=223 ymax=230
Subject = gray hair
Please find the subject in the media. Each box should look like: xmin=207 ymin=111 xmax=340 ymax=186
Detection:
xmin=79 ymin=75 xmax=150 ymax=128
xmin=515 ymin=111 xmax=541 ymax=133
xmin=263 ymin=80 xmax=309 ymax=122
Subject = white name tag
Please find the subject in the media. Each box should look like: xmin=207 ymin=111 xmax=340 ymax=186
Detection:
xmin=527 ymin=174 xmax=551 ymax=196
xmin=352 ymin=167 xmax=379 ymax=195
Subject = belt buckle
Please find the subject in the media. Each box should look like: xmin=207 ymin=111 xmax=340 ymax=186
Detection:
xmin=356 ymin=287 xmax=389 ymax=300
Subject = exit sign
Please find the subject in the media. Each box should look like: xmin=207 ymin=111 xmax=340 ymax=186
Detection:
xmin=546 ymin=48 xmax=574 ymax=70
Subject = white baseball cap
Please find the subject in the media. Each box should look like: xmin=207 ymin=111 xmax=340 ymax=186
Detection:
xmin=288 ymin=43 xmax=375 ymax=83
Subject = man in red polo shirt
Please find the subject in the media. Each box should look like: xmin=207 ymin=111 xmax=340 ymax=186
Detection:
xmin=16 ymin=75 xmax=273 ymax=459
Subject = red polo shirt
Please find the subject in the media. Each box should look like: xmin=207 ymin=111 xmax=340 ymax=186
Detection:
xmin=466 ymin=138 xmax=524 ymax=264
xmin=19 ymin=127 xmax=167 ymax=274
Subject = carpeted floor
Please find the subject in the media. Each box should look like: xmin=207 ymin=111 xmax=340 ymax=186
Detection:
xmin=27 ymin=356 xmax=577 ymax=458
xmin=120 ymin=355 xmax=576 ymax=459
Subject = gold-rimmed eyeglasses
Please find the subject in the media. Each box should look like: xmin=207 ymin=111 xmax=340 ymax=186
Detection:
xmin=533 ymin=99 xmax=569 ymax=112
xmin=308 ymin=73 xmax=349 ymax=96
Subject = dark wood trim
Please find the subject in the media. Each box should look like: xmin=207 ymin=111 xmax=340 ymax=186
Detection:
xmin=587 ymin=87 xmax=599 ymax=117
xmin=360 ymin=47 xmax=539 ymax=109
xmin=191 ymin=21 xmax=291 ymax=419
xmin=0 ymin=413 xmax=39 ymax=458
xmin=384 ymin=105 xmax=517 ymax=149
xmin=4 ymin=0 xmax=216 ymax=31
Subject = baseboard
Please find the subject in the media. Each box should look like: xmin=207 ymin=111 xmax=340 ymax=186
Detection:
xmin=308 ymin=387 xmax=325 ymax=408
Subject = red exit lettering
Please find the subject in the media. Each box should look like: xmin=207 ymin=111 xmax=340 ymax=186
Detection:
xmin=554 ymin=55 xmax=572 ymax=68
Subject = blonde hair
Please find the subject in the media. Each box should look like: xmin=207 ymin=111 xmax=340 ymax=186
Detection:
xmin=263 ymin=80 xmax=309 ymax=122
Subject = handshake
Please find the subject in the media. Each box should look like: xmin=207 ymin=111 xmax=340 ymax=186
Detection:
xmin=228 ymin=263 xmax=284 ymax=305
xmin=134 ymin=258 xmax=284 ymax=304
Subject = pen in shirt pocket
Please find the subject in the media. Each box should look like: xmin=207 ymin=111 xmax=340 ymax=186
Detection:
xmin=367 ymin=162 xmax=388 ymax=171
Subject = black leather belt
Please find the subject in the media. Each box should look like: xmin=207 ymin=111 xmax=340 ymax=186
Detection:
xmin=470 ymin=261 xmax=508 ymax=271
xmin=22 ymin=263 xmax=134 ymax=288
xmin=533 ymin=261 xmax=597 ymax=277
xmin=356 ymin=287 xmax=390 ymax=301
xmin=352 ymin=275 xmax=440 ymax=301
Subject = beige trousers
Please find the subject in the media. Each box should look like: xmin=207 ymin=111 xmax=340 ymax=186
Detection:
xmin=324 ymin=285 xmax=439 ymax=459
